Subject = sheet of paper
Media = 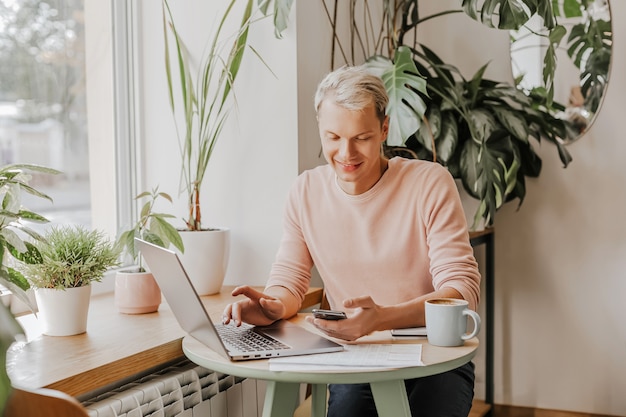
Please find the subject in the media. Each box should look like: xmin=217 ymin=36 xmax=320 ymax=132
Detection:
xmin=269 ymin=344 xmax=424 ymax=371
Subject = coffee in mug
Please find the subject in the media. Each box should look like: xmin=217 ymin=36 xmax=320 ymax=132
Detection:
xmin=425 ymin=298 xmax=481 ymax=347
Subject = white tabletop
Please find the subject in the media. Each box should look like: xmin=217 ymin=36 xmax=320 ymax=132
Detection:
xmin=182 ymin=314 xmax=479 ymax=417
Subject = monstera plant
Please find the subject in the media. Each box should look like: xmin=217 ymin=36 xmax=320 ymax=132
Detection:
xmin=271 ymin=0 xmax=611 ymax=229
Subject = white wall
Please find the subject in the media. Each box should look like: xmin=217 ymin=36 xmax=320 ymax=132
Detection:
xmin=494 ymin=3 xmax=626 ymax=414
xmin=138 ymin=1 xmax=626 ymax=415
xmin=418 ymin=1 xmax=626 ymax=415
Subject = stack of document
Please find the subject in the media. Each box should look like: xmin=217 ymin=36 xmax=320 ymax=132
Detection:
xmin=269 ymin=344 xmax=424 ymax=371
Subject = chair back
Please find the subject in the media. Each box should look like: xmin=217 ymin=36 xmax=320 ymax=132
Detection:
xmin=3 ymin=386 xmax=89 ymax=417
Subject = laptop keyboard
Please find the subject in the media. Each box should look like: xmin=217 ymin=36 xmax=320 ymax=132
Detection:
xmin=215 ymin=323 xmax=290 ymax=352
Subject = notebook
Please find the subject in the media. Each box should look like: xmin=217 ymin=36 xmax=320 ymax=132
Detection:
xmin=136 ymin=238 xmax=344 ymax=361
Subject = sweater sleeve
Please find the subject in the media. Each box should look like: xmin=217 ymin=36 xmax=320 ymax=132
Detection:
xmin=265 ymin=178 xmax=313 ymax=306
xmin=422 ymin=166 xmax=481 ymax=311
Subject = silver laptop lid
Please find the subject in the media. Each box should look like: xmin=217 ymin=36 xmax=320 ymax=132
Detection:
xmin=136 ymin=238 xmax=344 ymax=361
xmin=136 ymin=238 xmax=231 ymax=359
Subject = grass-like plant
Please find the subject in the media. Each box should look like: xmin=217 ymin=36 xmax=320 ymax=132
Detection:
xmin=116 ymin=187 xmax=184 ymax=272
xmin=162 ymin=0 xmax=254 ymax=231
xmin=23 ymin=225 xmax=121 ymax=290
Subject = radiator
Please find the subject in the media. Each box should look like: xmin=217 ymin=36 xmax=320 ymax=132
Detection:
xmin=81 ymin=359 xmax=266 ymax=417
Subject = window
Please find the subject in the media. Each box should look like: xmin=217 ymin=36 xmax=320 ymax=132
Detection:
xmin=0 ymin=0 xmax=136 ymax=236
xmin=0 ymin=0 xmax=91 ymax=231
xmin=0 ymin=0 xmax=136 ymax=306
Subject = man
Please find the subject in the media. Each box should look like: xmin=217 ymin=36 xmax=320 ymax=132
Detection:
xmin=223 ymin=65 xmax=480 ymax=416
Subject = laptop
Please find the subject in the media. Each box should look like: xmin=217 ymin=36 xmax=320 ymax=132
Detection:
xmin=136 ymin=238 xmax=344 ymax=361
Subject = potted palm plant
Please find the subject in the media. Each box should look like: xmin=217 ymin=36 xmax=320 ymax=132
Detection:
xmin=115 ymin=187 xmax=184 ymax=314
xmin=21 ymin=225 xmax=120 ymax=336
xmin=161 ymin=0 xmax=268 ymax=294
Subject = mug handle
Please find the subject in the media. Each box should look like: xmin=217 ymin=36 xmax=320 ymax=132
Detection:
xmin=461 ymin=309 xmax=481 ymax=340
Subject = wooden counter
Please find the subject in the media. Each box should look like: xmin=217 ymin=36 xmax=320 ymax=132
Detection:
xmin=8 ymin=286 xmax=323 ymax=398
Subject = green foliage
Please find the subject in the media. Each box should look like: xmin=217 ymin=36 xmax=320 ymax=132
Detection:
xmin=0 ymin=163 xmax=60 ymax=311
xmin=0 ymin=302 xmax=24 ymax=414
xmin=565 ymin=17 xmax=611 ymax=113
xmin=224 ymin=0 xmax=610 ymax=227
xmin=23 ymin=225 xmax=121 ymax=290
xmin=117 ymin=187 xmax=184 ymax=272
xmin=406 ymin=46 xmax=573 ymax=229
xmin=163 ymin=0 xmax=274 ymax=231
xmin=270 ymin=0 xmax=612 ymax=228
xmin=365 ymin=47 xmax=429 ymax=147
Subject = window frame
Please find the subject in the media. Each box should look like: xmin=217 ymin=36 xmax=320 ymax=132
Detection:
xmin=84 ymin=0 xmax=137 ymax=239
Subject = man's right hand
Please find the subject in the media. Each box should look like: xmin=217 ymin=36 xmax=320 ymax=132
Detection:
xmin=222 ymin=285 xmax=287 ymax=327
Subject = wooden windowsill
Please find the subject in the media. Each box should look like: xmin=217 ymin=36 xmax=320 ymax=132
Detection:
xmin=8 ymin=286 xmax=323 ymax=398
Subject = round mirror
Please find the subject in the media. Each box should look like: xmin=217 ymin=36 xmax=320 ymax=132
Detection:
xmin=510 ymin=0 xmax=612 ymax=143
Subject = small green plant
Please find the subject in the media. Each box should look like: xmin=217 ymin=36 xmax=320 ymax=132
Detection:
xmin=116 ymin=187 xmax=184 ymax=272
xmin=0 ymin=163 xmax=60 ymax=309
xmin=23 ymin=225 xmax=121 ymax=290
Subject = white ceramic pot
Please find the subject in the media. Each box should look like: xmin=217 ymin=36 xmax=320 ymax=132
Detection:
xmin=115 ymin=270 xmax=161 ymax=314
xmin=34 ymin=285 xmax=92 ymax=336
xmin=177 ymin=228 xmax=230 ymax=295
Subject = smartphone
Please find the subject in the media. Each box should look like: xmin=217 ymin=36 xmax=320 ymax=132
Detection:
xmin=311 ymin=308 xmax=347 ymax=320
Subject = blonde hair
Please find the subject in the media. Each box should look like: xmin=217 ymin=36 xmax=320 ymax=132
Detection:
xmin=314 ymin=65 xmax=388 ymax=124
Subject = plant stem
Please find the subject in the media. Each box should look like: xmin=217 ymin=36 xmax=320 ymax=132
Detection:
xmin=416 ymin=9 xmax=463 ymax=25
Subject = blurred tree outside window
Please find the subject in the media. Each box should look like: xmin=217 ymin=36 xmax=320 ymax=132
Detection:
xmin=0 ymin=0 xmax=90 ymax=231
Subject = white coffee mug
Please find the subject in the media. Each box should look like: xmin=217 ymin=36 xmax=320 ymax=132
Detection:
xmin=425 ymin=298 xmax=481 ymax=347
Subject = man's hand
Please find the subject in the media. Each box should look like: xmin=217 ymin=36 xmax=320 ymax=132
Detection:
xmin=305 ymin=295 xmax=382 ymax=341
xmin=222 ymin=285 xmax=287 ymax=327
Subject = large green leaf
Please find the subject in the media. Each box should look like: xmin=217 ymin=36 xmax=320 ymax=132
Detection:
xmin=467 ymin=109 xmax=498 ymax=144
xmin=535 ymin=0 xmax=556 ymax=29
xmin=0 ymin=267 xmax=30 ymax=292
xmin=566 ymin=18 xmax=612 ymax=113
xmin=151 ymin=216 xmax=185 ymax=253
xmin=555 ymin=0 xmax=583 ymax=18
xmin=116 ymin=186 xmax=184 ymax=268
xmin=264 ymin=0 xmax=294 ymax=38
xmin=460 ymin=130 xmax=520 ymax=227
xmin=141 ymin=230 xmax=166 ymax=249
xmin=7 ymin=241 xmax=43 ymax=265
xmin=462 ymin=0 xmax=532 ymax=29
xmin=490 ymin=106 xmax=530 ymax=143
xmin=119 ymin=229 xmax=138 ymax=260
xmin=514 ymin=140 xmax=542 ymax=177
xmin=0 ymin=269 xmax=36 ymax=315
xmin=416 ymin=106 xmax=441 ymax=151
xmin=1 ymin=228 xmax=27 ymax=253
xmin=542 ymin=24 xmax=567 ymax=105
xmin=365 ymin=46 xmax=428 ymax=146
xmin=435 ymin=112 xmax=459 ymax=164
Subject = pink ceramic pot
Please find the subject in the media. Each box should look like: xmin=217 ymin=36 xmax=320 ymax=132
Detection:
xmin=114 ymin=270 xmax=161 ymax=314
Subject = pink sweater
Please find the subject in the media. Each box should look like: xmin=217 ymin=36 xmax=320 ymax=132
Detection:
xmin=267 ymin=157 xmax=481 ymax=311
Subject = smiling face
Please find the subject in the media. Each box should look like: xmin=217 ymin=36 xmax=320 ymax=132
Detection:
xmin=318 ymin=98 xmax=389 ymax=195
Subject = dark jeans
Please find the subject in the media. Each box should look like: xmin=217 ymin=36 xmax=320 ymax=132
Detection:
xmin=327 ymin=361 xmax=475 ymax=417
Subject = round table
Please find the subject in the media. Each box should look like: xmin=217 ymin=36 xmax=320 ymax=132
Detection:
xmin=182 ymin=322 xmax=478 ymax=417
